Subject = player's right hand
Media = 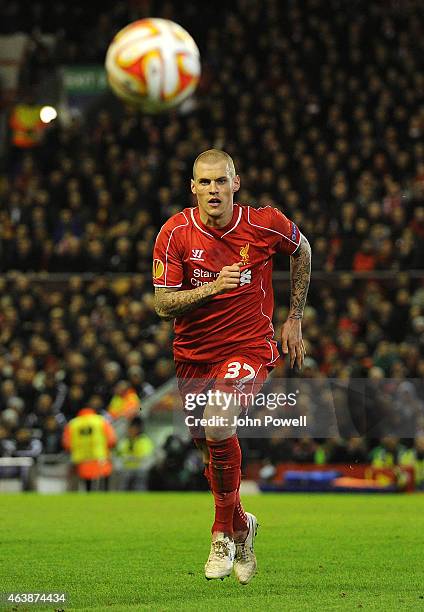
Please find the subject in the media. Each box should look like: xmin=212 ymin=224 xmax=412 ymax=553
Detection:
xmin=213 ymin=262 xmax=242 ymax=295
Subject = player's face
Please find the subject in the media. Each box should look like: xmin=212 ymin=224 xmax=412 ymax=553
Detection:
xmin=191 ymin=160 xmax=240 ymax=227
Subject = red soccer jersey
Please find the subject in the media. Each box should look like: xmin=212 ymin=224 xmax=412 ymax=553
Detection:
xmin=153 ymin=203 xmax=301 ymax=363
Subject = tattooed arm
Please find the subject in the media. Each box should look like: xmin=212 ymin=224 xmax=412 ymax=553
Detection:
xmin=154 ymin=262 xmax=242 ymax=320
xmin=154 ymin=284 xmax=217 ymax=320
xmin=289 ymin=233 xmax=312 ymax=319
xmin=281 ymin=233 xmax=312 ymax=369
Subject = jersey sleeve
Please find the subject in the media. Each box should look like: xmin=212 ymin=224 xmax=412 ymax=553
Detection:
xmin=265 ymin=207 xmax=301 ymax=256
xmin=152 ymin=217 xmax=185 ymax=287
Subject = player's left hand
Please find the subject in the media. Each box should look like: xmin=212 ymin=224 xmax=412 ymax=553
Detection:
xmin=281 ymin=318 xmax=305 ymax=370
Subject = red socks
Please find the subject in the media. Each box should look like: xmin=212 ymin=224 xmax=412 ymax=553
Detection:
xmin=206 ymin=435 xmax=248 ymax=535
xmin=203 ymin=465 xmax=248 ymax=532
xmin=233 ymin=488 xmax=248 ymax=532
xmin=203 ymin=464 xmax=211 ymax=489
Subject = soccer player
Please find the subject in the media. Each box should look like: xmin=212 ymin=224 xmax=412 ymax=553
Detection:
xmin=153 ymin=149 xmax=311 ymax=583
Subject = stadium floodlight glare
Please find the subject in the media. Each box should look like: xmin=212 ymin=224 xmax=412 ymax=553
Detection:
xmin=40 ymin=106 xmax=57 ymax=123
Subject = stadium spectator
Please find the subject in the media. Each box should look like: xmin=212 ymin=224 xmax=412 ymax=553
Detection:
xmin=9 ymin=95 xmax=45 ymax=151
xmin=413 ymin=437 xmax=424 ymax=490
xmin=62 ymin=407 xmax=117 ymax=491
xmin=147 ymin=435 xmax=207 ymax=492
xmin=41 ymin=415 xmax=64 ymax=455
xmin=291 ymin=438 xmax=316 ymax=463
xmin=115 ymin=416 xmax=154 ymax=490
xmin=326 ymin=437 xmax=369 ymax=464
xmin=107 ymin=380 xmax=140 ymax=420
xmin=14 ymin=427 xmax=42 ymax=458
xmin=0 ymin=425 xmax=16 ymax=457
xmin=126 ymin=366 xmax=155 ymax=400
xmin=369 ymin=436 xmax=404 ymax=468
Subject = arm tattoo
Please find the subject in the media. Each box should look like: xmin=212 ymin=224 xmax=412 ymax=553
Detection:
xmin=289 ymin=234 xmax=311 ymax=320
xmin=154 ymin=283 xmax=217 ymax=320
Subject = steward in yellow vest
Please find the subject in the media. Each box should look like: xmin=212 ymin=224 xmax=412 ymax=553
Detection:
xmin=117 ymin=418 xmax=154 ymax=470
xmin=9 ymin=103 xmax=44 ymax=148
xmin=62 ymin=408 xmax=117 ymax=490
xmin=399 ymin=437 xmax=424 ymax=489
xmin=116 ymin=417 xmax=154 ymax=490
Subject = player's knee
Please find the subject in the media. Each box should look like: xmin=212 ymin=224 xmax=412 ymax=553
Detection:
xmin=204 ymin=413 xmax=236 ymax=440
xmin=205 ymin=424 xmax=236 ymax=441
xmin=203 ymin=403 xmax=237 ymax=440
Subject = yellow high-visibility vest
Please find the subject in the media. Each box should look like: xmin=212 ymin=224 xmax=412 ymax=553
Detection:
xmin=399 ymin=449 xmax=424 ymax=486
xmin=398 ymin=448 xmax=416 ymax=467
xmin=10 ymin=104 xmax=44 ymax=148
xmin=117 ymin=435 xmax=154 ymax=469
xmin=69 ymin=413 xmax=108 ymax=464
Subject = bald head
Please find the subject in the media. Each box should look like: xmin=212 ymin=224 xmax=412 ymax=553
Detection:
xmin=193 ymin=149 xmax=236 ymax=179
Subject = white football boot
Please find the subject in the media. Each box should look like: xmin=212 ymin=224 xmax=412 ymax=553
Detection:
xmin=233 ymin=512 xmax=258 ymax=585
xmin=205 ymin=533 xmax=236 ymax=580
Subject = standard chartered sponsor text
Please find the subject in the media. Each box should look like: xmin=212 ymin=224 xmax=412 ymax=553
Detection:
xmin=191 ymin=268 xmax=219 ymax=286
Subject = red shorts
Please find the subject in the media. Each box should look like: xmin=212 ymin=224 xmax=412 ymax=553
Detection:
xmin=176 ymin=353 xmax=273 ymax=438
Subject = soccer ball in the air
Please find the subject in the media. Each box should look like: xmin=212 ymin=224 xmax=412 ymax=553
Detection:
xmin=105 ymin=18 xmax=201 ymax=113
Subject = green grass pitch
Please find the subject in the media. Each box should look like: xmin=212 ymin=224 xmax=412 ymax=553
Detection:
xmin=1 ymin=492 xmax=424 ymax=611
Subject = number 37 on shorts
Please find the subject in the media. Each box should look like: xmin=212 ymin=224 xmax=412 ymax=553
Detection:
xmin=215 ymin=355 xmax=268 ymax=397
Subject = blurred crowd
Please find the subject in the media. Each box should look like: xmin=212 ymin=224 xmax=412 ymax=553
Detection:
xmin=2 ymin=0 xmax=424 ymax=273
xmin=0 ymin=272 xmax=423 ymax=463
xmin=0 ymin=273 xmax=171 ymax=452
xmin=1 ymin=0 xmax=424 ymax=480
